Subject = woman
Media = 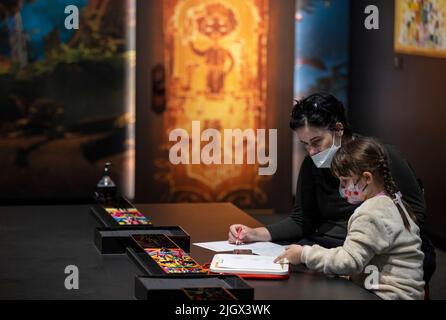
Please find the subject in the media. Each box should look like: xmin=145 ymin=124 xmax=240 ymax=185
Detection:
xmin=228 ymin=92 xmax=436 ymax=283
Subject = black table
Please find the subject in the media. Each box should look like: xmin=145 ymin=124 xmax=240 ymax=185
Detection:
xmin=0 ymin=203 xmax=378 ymax=300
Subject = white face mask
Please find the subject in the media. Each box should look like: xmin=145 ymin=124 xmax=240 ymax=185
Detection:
xmin=311 ymin=132 xmax=342 ymax=168
xmin=339 ymin=177 xmax=369 ymax=204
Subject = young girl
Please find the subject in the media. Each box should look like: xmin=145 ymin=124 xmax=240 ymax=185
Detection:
xmin=275 ymin=137 xmax=425 ymax=300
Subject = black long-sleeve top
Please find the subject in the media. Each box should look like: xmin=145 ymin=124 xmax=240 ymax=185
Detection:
xmin=266 ymin=144 xmax=427 ymax=242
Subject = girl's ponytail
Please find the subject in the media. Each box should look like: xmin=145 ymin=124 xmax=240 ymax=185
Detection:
xmin=379 ymin=156 xmax=416 ymax=231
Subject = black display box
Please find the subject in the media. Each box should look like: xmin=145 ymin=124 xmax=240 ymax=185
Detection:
xmin=134 ymin=275 xmax=254 ymax=300
xmin=182 ymin=287 xmax=238 ymax=300
xmin=90 ymin=196 xmax=191 ymax=254
xmin=90 ymin=196 xmax=149 ymax=227
xmin=126 ymin=235 xmax=204 ymax=275
xmin=94 ymin=226 xmax=191 ymax=254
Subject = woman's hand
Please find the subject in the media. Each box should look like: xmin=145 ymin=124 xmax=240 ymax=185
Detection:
xmin=228 ymin=225 xmax=272 ymax=244
xmin=274 ymin=244 xmax=304 ymax=265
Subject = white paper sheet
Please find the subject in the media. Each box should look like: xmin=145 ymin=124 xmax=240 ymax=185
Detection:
xmin=193 ymin=241 xmax=285 ymax=257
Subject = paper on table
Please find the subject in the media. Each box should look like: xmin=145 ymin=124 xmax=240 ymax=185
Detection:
xmin=193 ymin=241 xmax=285 ymax=257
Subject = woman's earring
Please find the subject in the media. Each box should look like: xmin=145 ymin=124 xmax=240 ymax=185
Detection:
xmin=337 ymin=130 xmax=344 ymax=146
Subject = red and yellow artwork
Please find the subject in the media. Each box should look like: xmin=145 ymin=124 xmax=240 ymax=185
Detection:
xmin=157 ymin=0 xmax=269 ymax=207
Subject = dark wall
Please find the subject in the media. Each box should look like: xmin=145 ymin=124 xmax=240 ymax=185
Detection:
xmin=350 ymin=0 xmax=446 ymax=243
xmin=135 ymin=0 xmax=163 ymax=204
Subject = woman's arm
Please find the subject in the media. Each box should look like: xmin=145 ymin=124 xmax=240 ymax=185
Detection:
xmin=265 ymin=156 xmax=319 ymax=241
xmin=301 ymin=209 xmax=390 ymax=275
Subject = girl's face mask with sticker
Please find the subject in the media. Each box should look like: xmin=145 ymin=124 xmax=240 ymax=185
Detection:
xmin=339 ymin=175 xmax=369 ymax=204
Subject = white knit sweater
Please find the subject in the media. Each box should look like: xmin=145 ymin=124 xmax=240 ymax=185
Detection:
xmin=301 ymin=195 xmax=425 ymax=300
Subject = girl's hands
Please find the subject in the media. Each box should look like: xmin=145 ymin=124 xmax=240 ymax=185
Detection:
xmin=274 ymin=244 xmax=304 ymax=265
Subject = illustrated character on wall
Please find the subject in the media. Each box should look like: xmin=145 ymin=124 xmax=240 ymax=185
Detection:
xmin=189 ymin=3 xmax=237 ymax=95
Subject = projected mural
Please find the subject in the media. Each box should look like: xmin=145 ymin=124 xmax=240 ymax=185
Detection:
xmin=294 ymin=0 xmax=349 ymax=102
xmin=0 ymin=0 xmax=135 ymax=202
xmin=156 ymin=0 xmax=269 ymax=207
xmin=292 ymin=0 xmax=350 ymax=194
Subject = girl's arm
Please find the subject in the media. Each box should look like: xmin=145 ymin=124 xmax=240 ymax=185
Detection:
xmin=301 ymin=209 xmax=391 ymax=275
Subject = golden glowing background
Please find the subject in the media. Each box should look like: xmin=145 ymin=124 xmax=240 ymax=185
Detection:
xmin=156 ymin=0 xmax=269 ymax=206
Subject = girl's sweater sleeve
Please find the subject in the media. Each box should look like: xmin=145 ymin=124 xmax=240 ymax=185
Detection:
xmin=300 ymin=208 xmax=391 ymax=275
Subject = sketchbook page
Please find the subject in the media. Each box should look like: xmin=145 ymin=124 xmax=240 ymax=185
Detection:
xmin=214 ymin=254 xmax=284 ymax=272
xmin=193 ymin=241 xmax=285 ymax=257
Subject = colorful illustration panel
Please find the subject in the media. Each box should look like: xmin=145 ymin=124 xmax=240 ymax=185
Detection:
xmin=145 ymin=248 xmax=207 ymax=274
xmin=105 ymin=207 xmax=150 ymax=225
xmin=395 ymin=0 xmax=446 ymax=58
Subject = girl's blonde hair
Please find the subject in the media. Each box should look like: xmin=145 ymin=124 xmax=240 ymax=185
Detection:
xmin=331 ymin=137 xmax=416 ymax=230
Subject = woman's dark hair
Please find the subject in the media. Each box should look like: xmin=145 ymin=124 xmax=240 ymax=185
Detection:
xmin=291 ymin=92 xmax=352 ymax=136
xmin=331 ymin=137 xmax=416 ymax=231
